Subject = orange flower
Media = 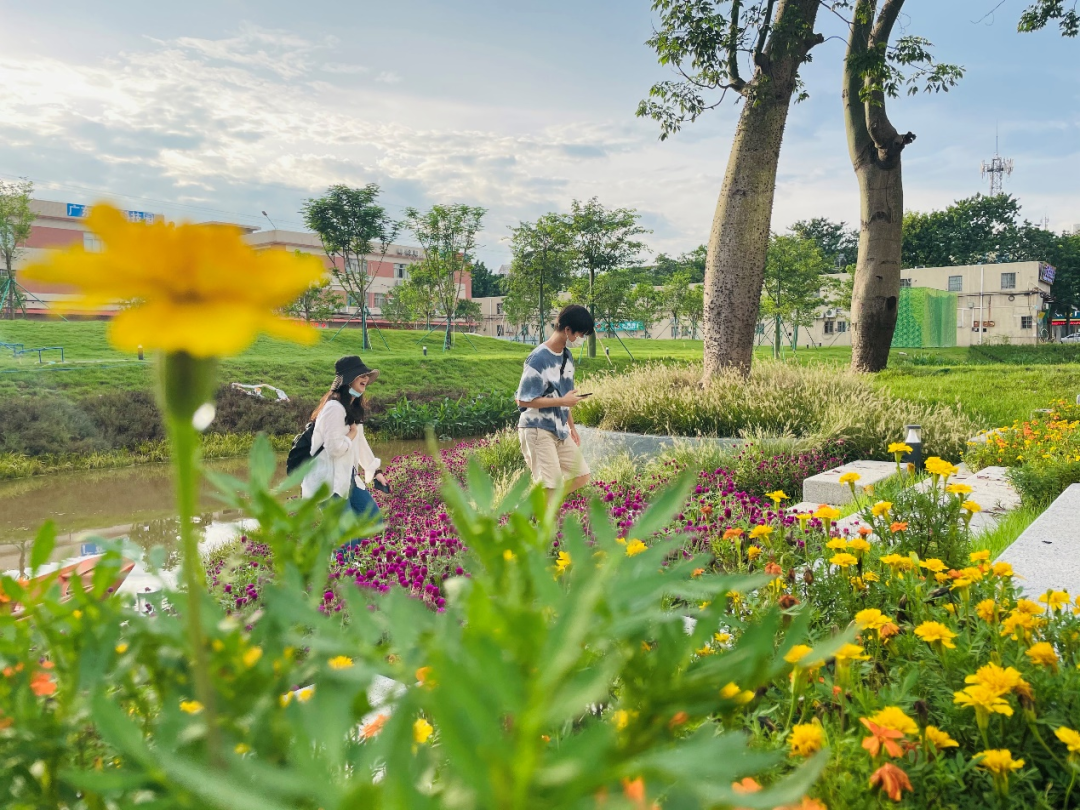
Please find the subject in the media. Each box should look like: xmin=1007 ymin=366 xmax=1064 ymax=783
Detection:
xmin=622 ymin=777 xmax=647 ymax=807
xmin=890 ymin=522 xmax=908 ymax=533
xmin=724 ymin=528 xmax=745 ymax=541
xmin=692 ymin=568 xmax=706 ymax=578
xmin=30 ymin=670 xmax=57 ymax=697
xmin=764 ymin=562 xmax=783 ymax=576
xmin=361 ymin=713 xmax=388 ymax=739
xmin=668 ymin=711 xmax=690 ymax=729
xmin=858 ymin=526 xmax=872 ymax=537
xmin=416 ymin=666 xmax=435 ymax=688
xmin=860 ymin=718 xmax=906 ymax=758
xmin=732 ymin=777 xmax=761 ymax=794
xmin=869 ymin=762 xmax=914 ymax=802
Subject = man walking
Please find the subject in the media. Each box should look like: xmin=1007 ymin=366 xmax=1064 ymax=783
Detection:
xmin=514 ymin=304 xmax=595 ymax=500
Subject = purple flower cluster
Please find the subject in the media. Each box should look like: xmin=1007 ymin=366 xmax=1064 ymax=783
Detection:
xmin=209 ymin=438 xmax=842 ymax=616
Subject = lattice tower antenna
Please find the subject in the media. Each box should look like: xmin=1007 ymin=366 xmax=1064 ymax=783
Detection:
xmin=981 ymin=132 xmax=1014 ymax=195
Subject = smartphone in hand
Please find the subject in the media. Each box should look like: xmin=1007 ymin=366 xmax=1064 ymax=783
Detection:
xmin=577 ymin=392 xmax=593 ymax=398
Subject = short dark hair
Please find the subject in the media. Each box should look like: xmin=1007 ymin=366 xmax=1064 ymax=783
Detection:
xmin=555 ymin=304 xmax=595 ymax=336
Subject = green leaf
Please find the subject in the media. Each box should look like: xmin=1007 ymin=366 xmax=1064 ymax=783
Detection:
xmin=30 ymin=520 xmax=56 ymax=573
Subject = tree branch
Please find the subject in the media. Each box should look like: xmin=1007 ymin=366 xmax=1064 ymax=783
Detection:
xmin=754 ymin=0 xmax=778 ymax=66
xmin=727 ymin=0 xmax=747 ymax=91
xmin=844 ymin=0 xmax=875 ymax=156
xmin=865 ymin=0 xmax=906 ymax=153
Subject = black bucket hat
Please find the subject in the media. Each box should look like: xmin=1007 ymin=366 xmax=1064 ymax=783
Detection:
xmin=335 ymin=355 xmax=380 ymax=388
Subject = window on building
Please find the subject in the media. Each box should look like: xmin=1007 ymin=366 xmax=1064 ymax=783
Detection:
xmin=899 ymin=278 xmax=912 ymax=288
xmin=394 ymin=263 xmax=408 ymax=279
xmin=496 ymin=303 xmax=503 ymax=315
xmin=496 ymin=325 xmax=504 ymax=337
xmin=1001 ymin=272 xmax=1016 ymax=290
xmin=347 ymin=293 xmax=362 ymax=309
xmin=837 ymin=321 xmax=848 ymax=333
xmin=373 ymin=294 xmax=387 ymax=309
xmin=824 ymin=321 xmax=835 ymax=335
xmin=83 ymin=232 xmax=103 ymax=252
xmin=1021 ymin=315 xmax=1033 ymax=330
xmin=948 ymin=275 xmax=963 ymax=292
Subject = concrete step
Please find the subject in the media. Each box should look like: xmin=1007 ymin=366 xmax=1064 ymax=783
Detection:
xmin=801 ymin=460 xmax=898 ymax=506
xmin=914 ymin=465 xmax=1019 ymax=533
xmin=998 ymin=484 xmax=1080 ymax=599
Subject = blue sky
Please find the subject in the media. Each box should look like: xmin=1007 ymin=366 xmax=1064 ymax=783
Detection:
xmin=1 ymin=0 xmax=1076 ymax=266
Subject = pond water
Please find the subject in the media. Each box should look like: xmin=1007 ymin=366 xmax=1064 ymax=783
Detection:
xmin=0 ymin=437 xmax=460 ymax=573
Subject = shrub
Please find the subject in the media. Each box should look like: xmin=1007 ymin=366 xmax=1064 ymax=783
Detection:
xmin=574 ymin=362 xmax=977 ymax=460
xmin=0 ymin=395 xmax=108 ymax=456
xmin=377 ymin=391 xmax=518 ymax=439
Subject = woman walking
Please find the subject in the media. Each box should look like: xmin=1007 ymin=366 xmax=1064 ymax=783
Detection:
xmin=301 ymin=355 xmax=389 ymax=528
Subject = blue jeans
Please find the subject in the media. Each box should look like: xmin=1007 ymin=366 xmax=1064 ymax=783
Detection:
xmin=331 ymin=483 xmax=383 ymax=552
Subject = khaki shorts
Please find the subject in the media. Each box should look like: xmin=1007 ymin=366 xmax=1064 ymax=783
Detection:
xmin=518 ymin=427 xmax=591 ymax=490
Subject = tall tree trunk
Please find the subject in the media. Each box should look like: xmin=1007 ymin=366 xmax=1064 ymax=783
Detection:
xmin=703 ymin=0 xmax=823 ymax=380
xmin=845 ymin=0 xmax=913 ymax=372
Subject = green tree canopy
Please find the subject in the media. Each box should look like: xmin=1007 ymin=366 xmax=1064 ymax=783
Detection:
xmin=761 ymin=234 xmax=830 ymax=356
xmin=469 ymin=260 xmax=505 ymax=298
xmin=0 ymin=178 xmax=34 ymax=319
xmin=505 ymin=213 xmax=574 ymax=340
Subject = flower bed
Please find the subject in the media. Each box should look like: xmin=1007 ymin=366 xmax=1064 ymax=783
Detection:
xmin=967 ymin=399 xmax=1080 ymax=505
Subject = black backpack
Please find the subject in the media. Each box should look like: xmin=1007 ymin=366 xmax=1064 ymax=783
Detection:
xmin=286 ymin=421 xmax=324 ymax=475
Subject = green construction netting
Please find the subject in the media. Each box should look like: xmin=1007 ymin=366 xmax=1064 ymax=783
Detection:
xmin=891 ymin=287 xmax=957 ymax=348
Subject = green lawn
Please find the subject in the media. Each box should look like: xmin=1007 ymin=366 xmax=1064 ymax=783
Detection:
xmin=2 ymin=321 xmax=1078 ymax=427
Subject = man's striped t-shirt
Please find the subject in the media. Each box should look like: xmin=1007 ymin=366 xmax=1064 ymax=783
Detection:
xmin=515 ymin=344 xmax=574 ymax=440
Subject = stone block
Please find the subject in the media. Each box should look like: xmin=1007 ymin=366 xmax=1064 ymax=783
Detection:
xmin=998 ymin=484 xmax=1080 ymax=599
xmin=801 ymin=461 xmax=898 ymax=506
xmin=575 ymin=426 xmax=743 ymax=473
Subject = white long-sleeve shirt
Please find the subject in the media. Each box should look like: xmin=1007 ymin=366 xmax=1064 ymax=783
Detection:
xmin=300 ymin=399 xmax=381 ymax=499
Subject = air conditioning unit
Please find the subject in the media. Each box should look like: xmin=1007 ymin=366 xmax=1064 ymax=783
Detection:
xmin=824 ymin=309 xmax=837 ymax=319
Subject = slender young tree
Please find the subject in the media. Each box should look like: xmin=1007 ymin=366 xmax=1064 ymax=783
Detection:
xmin=566 ymin=198 xmax=648 ymax=357
xmin=404 ymin=204 xmax=486 ymax=350
xmin=760 ymin=233 xmax=829 ymax=356
xmin=661 ymin=269 xmax=695 ymax=338
xmin=0 ymin=179 xmax=34 ymax=320
xmin=640 ymin=0 xmax=826 ymax=377
xmin=505 ymin=214 xmax=574 ymax=341
xmin=843 ymin=0 xmax=962 ymax=371
xmin=302 ymin=184 xmax=400 ymax=350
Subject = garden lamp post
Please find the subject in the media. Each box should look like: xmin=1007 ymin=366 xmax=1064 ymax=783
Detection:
xmin=903 ymin=424 xmax=923 ymax=472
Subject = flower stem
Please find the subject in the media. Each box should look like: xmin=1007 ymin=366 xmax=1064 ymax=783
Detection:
xmin=161 ymin=352 xmax=222 ymax=766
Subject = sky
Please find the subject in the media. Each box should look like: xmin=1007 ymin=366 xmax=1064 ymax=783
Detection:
xmin=0 ymin=0 xmax=1077 ymax=267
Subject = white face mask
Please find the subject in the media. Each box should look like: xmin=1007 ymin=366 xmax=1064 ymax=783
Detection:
xmin=566 ymin=332 xmax=584 ymax=349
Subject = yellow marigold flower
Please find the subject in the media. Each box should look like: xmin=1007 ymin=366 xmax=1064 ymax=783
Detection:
xmin=1039 ymin=590 xmax=1071 ymax=612
xmin=854 ymin=609 xmax=892 ymax=631
xmin=830 ymin=553 xmax=858 ymax=569
xmin=114 ymin=643 xmax=129 ymax=655
xmin=503 ymin=549 xmax=517 ymax=562
xmin=914 ymin=621 xmax=958 ymax=649
xmin=925 ymin=457 xmax=959 ymax=478
xmin=814 ymin=505 xmax=841 ymax=522
xmin=879 ymin=553 xmax=914 ymax=572
xmin=179 ymin=700 xmax=204 ymax=715
xmin=746 ymin=546 xmax=762 ymax=560
xmin=970 ymin=550 xmax=991 ymax=562
xmin=847 ymin=538 xmax=872 ymax=554
xmin=1001 ymin=611 xmax=1041 ymax=641
xmin=871 ymin=501 xmax=892 ymax=517
xmin=868 ymin=706 xmax=918 ymax=736
xmin=625 ymin=539 xmax=648 ymax=557
xmin=279 ymin=691 xmax=294 ymax=707
xmin=720 ymin=682 xmax=755 ymax=704
xmin=954 ymin=685 xmax=1014 ymax=717
xmin=555 ymin=551 xmax=572 ymax=575
xmin=784 ymin=644 xmax=815 ymax=665
xmin=766 ymin=490 xmax=788 ymax=503
xmin=975 ymin=748 xmax=1024 ymax=776
xmin=328 ymin=655 xmax=354 ymax=670
xmin=1025 ymin=642 xmax=1059 ymax=670
xmin=242 ymin=647 xmax=263 ymax=668
xmin=976 ymin=599 xmax=999 ymax=623
xmin=966 ymin=663 xmax=1027 ymax=696
xmin=795 ymin=513 xmax=813 ymax=528
xmin=24 ymin=204 xmax=324 ymax=357
xmin=888 ymin=442 xmax=913 ymax=455
xmin=714 ymin=632 xmax=732 ymax=644
xmin=615 ymin=536 xmax=627 ymax=545
xmin=838 ymin=471 xmax=861 ymax=485
xmin=695 ymin=644 xmax=715 ymax=656
xmin=234 ymin=743 xmax=251 ymax=755
xmin=946 ymin=483 xmax=974 ymax=495
xmin=834 ymin=643 xmax=870 ymax=663
xmin=612 ymin=709 xmax=631 ymax=731
xmin=826 ymin=538 xmax=850 ymax=550
xmin=992 ymin=561 xmax=1015 ymax=578
xmin=413 ymin=718 xmax=434 ymax=744
xmin=788 ymin=722 xmax=826 ymax=757
xmin=924 ymin=726 xmax=959 ymax=751
xmin=1015 ymin=599 xmax=1045 ymax=615
xmin=962 ymin=500 xmax=982 ymax=514
xmin=864 ymin=570 xmax=880 ymax=582
xmin=1055 ymin=726 xmax=1080 ymax=756
xmin=296 ymin=686 xmax=315 ymax=703
xmin=748 ymin=525 xmax=774 ymax=540
xmin=920 ymin=558 xmax=947 ymax=573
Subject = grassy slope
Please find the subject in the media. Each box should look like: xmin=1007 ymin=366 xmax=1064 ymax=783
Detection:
xmin=2 ymin=322 xmax=1079 ymax=427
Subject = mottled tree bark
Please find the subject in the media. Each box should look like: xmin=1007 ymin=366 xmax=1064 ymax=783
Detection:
xmin=703 ymin=0 xmax=824 ymax=379
xmin=845 ymin=0 xmax=914 ymax=372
